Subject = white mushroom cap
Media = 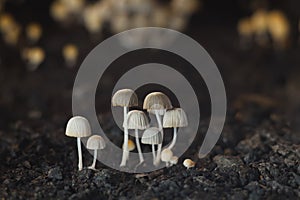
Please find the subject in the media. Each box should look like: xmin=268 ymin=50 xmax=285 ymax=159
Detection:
xmin=143 ymin=92 xmax=172 ymax=115
xmin=87 ymin=135 xmax=106 ymax=150
xmin=112 ymin=89 xmax=138 ymax=107
xmin=183 ymin=158 xmax=195 ymax=169
xmin=163 ymin=108 xmax=188 ymax=128
xmin=141 ymin=127 xmax=162 ymax=145
xmin=170 ymin=156 xmax=178 ymax=165
xmin=124 ymin=110 xmax=149 ymax=130
xmin=65 ymin=116 xmax=92 ymax=138
xmin=161 ymin=149 xmax=173 ymax=162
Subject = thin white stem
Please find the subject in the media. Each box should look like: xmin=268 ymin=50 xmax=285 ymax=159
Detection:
xmin=152 ymin=144 xmax=156 ymax=164
xmin=168 ymin=127 xmax=177 ymax=150
xmin=135 ymin=129 xmax=144 ymax=163
xmin=77 ymin=137 xmax=83 ymax=171
xmin=120 ymin=106 xmax=129 ymax=167
xmin=89 ymin=149 xmax=97 ymax=170
xmin=154 ymin=111 xmax=163 ymax=166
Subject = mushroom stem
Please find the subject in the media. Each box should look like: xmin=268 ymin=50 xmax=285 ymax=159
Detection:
xmin=168 ymin=127 xmax=177 ymax=150
xmin=135 ymin=129 xmax=144 ymax=163
xmin=120 ymin=106 xmax=129 ymax=167
xmin=77 ymin=137 xmax=83 ymax=171
xmin=89 ymin=149 xmax=97 ymax=170
xmin=152 ymin=144 xmax=156 ymax=164
xmin=154 ymin=110 xmax=163 ymax=166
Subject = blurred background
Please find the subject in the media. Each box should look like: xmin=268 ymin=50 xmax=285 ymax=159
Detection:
xmin=0 ymin=0 xmax=300 ymax=136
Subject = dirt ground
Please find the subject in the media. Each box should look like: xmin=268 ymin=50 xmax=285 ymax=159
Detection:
xmin=0 ymin=0 xmax=300 ymax=199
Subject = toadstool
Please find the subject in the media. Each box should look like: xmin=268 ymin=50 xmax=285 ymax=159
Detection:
xmin=26 ymin=23 xmax=42 ymax=43
xmin=124 ymin=110 xmax=149 ymax=165
xmin=62 ymin=43 xmax=78 ymax=68
xmin=21 ymin=47 xmax=45 ymax=71
xmin=65 ymin=116 xmax=92 ymax=171
xmin=170 ymin=156 xmax=178 ymax=166
xmin=161 ymin=148 xmax=173 ymax=167
xmin=143 ymin=92 xmax=172 ymax=166
xmin=112 ymin=89 xmax=138 ymax=167
xmin=267 ymin=10 xmax=290 ymax=50
xmin=183 ymin=158 xmax=195 ymax=169
xmin=141 ymin=127 xmax=162 ymax=164
xmin=163 ymin=108 xmax=188 ymax=150
xmin=87 ymin=135 xmax=105 ymax=170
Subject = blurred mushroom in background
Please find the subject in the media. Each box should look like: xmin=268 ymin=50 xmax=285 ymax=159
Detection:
xmin=62 ymin=44 xmax=79 ymax=68
xmin=21 ymin=47 xmax=45 ymax=71
xmin=0 ymin=13 xmax=21 ymax=46
xmin=237 ymin=17 xmax=253 ymax=49
xmin=251 ymin=9 xmax=269 ymax=47
xmin=26 ymin=23 xmax=42 ymax=44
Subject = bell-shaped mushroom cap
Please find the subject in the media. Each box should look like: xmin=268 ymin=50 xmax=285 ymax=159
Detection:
xmin=161 ymin=149 xmax=173 ymax=162
xmin=112 ymin=89 xmax=138 ymax=107
xmin=124 ymin=110 xmax=149 ymax=130
xmin=163 ymin=108 xmax=188 ymax=128
xmin=87 ymin=135 xmax=106 ymax=150
xmin=122 ymin=139 xmax=135 ymax=151
xmin=141 ymin=127 xmax=162 ymax=145
xmin=65 ymin=116 xmax=92 ymax=137
xmin=143 ymin=92 xmax=172 ymax=115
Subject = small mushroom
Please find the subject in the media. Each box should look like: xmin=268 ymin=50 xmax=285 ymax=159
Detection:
xmin=62 ymin=44 xmax=79 ymax=68
xmin=143 ymin=92 xmax=172 ymax=166
xmin=183 ymin=158 xmax=195 ymax=169
xmin=170 ymin=156 xmax=178 ymax=166
xmin=21 ymin=47 xmax=45 ymax=71
xmin=163 ymin=108 xmax=188 ymax=150
xmin=122 ymin=139 xmax=135 ymax=160
xmin=65 ymin=116 xmax=92 ymax=171
xmin=61 ymin=0 xmax=84 ymax=15
xmin=26 ymin=23 xmax=42 ymax=43
xmin=171 ymin=0 xmax=200 ymax=16
xmin=251 ymin=9 xmax=269 ymax=46
xmin=50 ymin=0 xmax=69 ymax=23
xmin=0 ymin=14 xmax=21 ymax=46
xmin=87 ymin=135 xmax=105 ymax=170
xmin=141 ymin=127 xmax=162 ymax=164
xmin=267 ymin=10 xmax=290 ymax=50
xmin=237 ymin=17 xmax=253 ymax=48
xmin=161 ymin=148 xmax=173 ymax=167
xmin=83 ymin=4 xmax=105 ymax=34
xmin=112 ymin=89 xmax=138 ymax=167
xmin=125 ymin=110 xmax=149 ymax=165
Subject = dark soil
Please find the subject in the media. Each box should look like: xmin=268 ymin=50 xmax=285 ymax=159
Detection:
xmin=0 ymin=0 xmax=300 ymax=199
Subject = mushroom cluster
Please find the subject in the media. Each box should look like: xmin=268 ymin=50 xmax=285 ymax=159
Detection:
xmin=112 ymin=89 xmax=189 ymax=168
xmin=237 ymin=9 xmax=290 ymax=50
xmin=65 ymin=116 xmax=106 ymax=171
xmin=49 ymin=0 xmax=200 ymax=36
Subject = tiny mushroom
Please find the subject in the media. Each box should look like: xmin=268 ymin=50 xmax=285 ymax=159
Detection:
xmin=65 ymin=116 xmax=92 ymax=171
xmin=183 ymin=158 xmax=195 ymax=169
xmin=161 ymin=148 xmax=173 ymax=167
xmin=26 ymin=23 xmax=42 ymax=43
xmin=122 ymin=139 xmax=135 ymax=160
xmin=50 ymin=0 xmax=69 ymax=23
xmin=141 ymin=127 xmax=162 ymax=165
xmin=251 ymin=9 xmax=269 ymax=46
xmin=62 ymin=43 xmax=79 ymax=67
xmin=170 ymin=156 xmax=178 ymax=166
xmin=87 ymin=135 xmax=105 ymax=170
xmin=21 ymin=47 xmax=45 ymax=71
xmin=163 ymin=108 xmax=188 ymax=150
xmin=143 ymin=92 xmax=172 ymax=166
xmin=237 ymin=17 xmax=253 ymax=48
xmin=267 ymin=10 xmax=290 ymax=50
xmin=125 ymin=110 xmax=149 ymax=165
xmin=112 ymin=89 xmax=138 ymax=167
